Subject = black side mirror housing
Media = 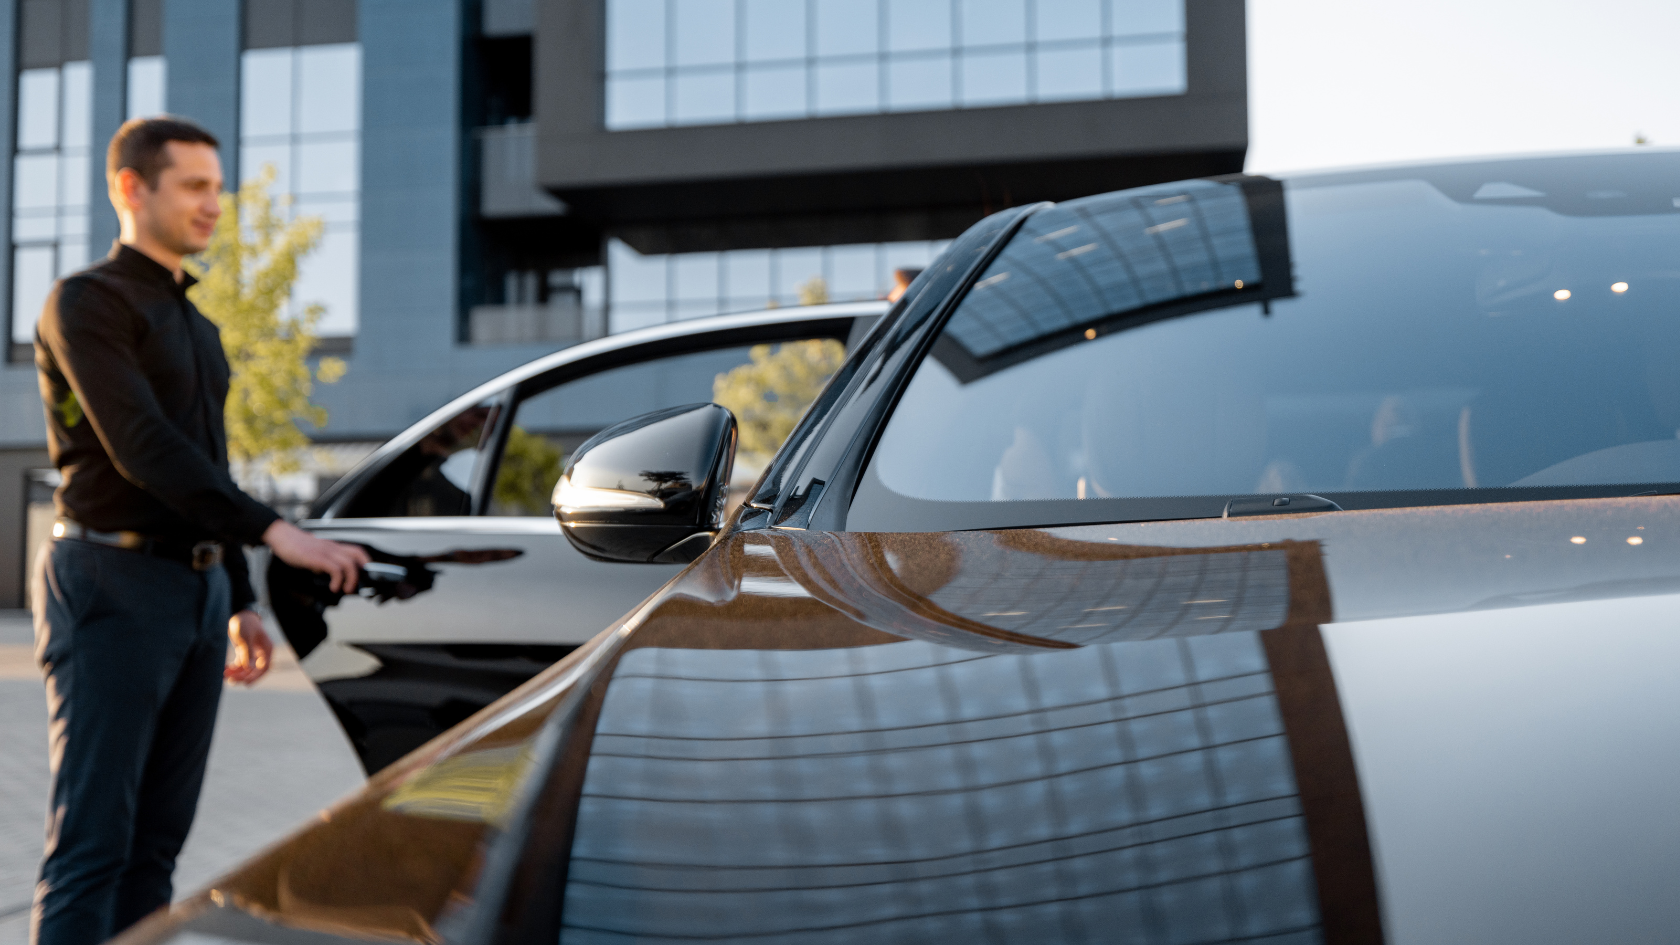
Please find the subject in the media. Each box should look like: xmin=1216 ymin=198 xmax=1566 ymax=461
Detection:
xmin=553 ymin=403 xmax=737 ymax=564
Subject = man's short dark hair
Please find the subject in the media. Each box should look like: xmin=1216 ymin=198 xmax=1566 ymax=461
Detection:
xmin=106 ymin=116 xmax=219 ymax=188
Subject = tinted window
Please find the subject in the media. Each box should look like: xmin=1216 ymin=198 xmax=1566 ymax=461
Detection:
xmin=341 ymin=401 xmax=500 ymax=517
xmin=854 ymin=154 xmax=1680 ymax=529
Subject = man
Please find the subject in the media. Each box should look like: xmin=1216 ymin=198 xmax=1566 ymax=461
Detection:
xmin=885 ymin=266 xmax=923 ymax=303
xmin=30 ymin=116 xmax=370 ymax=945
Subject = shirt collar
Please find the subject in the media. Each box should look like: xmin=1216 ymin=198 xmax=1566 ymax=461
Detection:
xmin=108 ymin=242 xmax=199 ymax=292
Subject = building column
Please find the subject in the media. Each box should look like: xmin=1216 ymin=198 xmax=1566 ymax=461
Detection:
xmin=162 ymin=0 xmax=240 ymax=181
xmin=87 ymin=0 xmax=128 ymax=260
xmin=357 ymin=0 xmax=462 ymax=369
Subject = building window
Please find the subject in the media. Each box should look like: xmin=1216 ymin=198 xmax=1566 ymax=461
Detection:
xmin=125 ymin=57 xmax=165 ymax=118
xmin=10 ymin=0 xmax=92 ymax=349
xmin=240 ymin=0 xmax=360 ymax=337
xmin=606 ymin=237 xmax=950 ymax=333
xmin=605 ymin=0 xmax=1187 ymax=130
xmin=128 ymin=0 xmax=165 ymax=118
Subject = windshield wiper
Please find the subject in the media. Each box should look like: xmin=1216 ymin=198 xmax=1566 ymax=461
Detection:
xmin=1222 ymin=494 xmax=1344 ymax=518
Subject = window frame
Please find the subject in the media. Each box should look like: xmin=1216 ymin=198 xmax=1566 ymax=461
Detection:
xmin=238 ymin=25 xmax=363 ymax=339
xmin=311 ymin=311 xmax=865 ymax=522
xmin=476 ymin=324 xmax=859 ymax=517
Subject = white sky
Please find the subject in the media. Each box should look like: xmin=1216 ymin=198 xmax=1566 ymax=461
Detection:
xmin=1245 ymin=0 xmax=1680 ymax=174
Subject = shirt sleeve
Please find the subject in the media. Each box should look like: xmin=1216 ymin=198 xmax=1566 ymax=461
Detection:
xmin=39 ymin=276 xmax=281 ymax=546
xmin=225 ymin=544 xmax=258 ymax=615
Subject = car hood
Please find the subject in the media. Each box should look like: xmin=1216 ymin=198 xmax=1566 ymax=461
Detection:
xmin=125 ymin=495 xmax=1680 ymax=945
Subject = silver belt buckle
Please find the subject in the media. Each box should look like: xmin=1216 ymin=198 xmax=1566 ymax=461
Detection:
xmin=191 ymin=541 xmax=223 ymax=571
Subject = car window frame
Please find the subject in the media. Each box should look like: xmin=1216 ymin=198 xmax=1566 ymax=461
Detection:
xmin=720 ymin=205 xmax=1040 ymax=533
xmin=478 ymin=325 xmax=859 ymax=518
xmin=312 ymin=309 xmax=871 ymax=522
xmin=834 ymin=169 xmax=1680 ymax=532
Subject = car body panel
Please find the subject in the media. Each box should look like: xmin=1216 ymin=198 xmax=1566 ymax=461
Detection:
xmin=272 ymin=516 xmax=662 ymax=772
xmin=288 ymin=518 xmax=677 ymax=647
xmin=132 ymin=494 xmax=1680 ymax=945
xmin=1326 ymin=594 xmax=1680 ymax=945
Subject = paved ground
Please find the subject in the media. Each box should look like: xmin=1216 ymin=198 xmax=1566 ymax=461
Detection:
xmin=0 ymin=611 xmax=365 ymax=944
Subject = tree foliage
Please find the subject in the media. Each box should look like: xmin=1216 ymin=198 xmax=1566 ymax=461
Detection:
xmin=797 ymin=276 xmax=830 ymax=307
xmin=185 ymin=166 xmax=344 ymax=475
xmin=492 ymin=426 xmax=565 ymax=515
xmin=712 ymin=339 xmax=846 ymax=467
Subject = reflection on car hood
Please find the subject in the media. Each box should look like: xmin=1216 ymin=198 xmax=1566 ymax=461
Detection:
xmin=559 ymin=496 xmax=1680 ymax=945
xmin=125 ymin=496 xmax=1680 ymax=945
xmin=1053 ymin=494 xmax=1680 ymax=620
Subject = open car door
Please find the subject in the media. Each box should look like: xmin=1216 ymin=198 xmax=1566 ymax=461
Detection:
xmin=268 ymin=306 xmax=880 ymax=772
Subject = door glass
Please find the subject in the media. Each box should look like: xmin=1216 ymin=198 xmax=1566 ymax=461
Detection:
xmin=340 ymin=399 xmax=502 ymax=517
xmin=488 ymin=339 xmax=846 ymax=516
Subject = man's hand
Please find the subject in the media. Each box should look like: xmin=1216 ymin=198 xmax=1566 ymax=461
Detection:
xmin=226 ymin=609 xmax=273 ymax=685
xmin=263 ymin=519 xmax=370 ymax=593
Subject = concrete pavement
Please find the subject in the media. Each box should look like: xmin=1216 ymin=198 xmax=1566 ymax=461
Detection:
xmin=0 ymin=611 xmax=365 ymax=944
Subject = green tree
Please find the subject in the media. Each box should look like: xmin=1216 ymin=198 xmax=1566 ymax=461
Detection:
xmin=492 ymin=426 xmax=565 ymax=514
xmin=185 ymin=166 xmax=345 ymax=476
xmin=712 ymin=339 xmax=846 ymax=467
xmin=797 ymin=276 xmax=829 ymax=306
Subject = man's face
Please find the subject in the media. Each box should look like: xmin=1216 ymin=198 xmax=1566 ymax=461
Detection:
xmin=128 ymin=141 xmax=223 ymax=256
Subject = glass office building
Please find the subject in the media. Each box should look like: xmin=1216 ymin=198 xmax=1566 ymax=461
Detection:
xmin=9 ymin=3 xmax=90 ymax=347
xmin=605 ymin=0 xmax=1186 ymax=129
xmin=596 ymin=1 xmax=1197 ymax=330
xmin=7 ymin=0 xmax=360 ymax=346
xmin=0 ymin=0 xmax=1244 ymax=606
xmin=126 ymin=0 xmax=165 ymax=118
xmin=3 ymin=0 xmax=1225 ymax=351
xmin=125 ymin=55 xmax=163 ymax=118
xmin=543 ymin=0 xmax=1239 ymax=343
xmin=607 ymin=236 xmax=949 ymax=332
xmin=240 ymin=41 xmax=362 ymax=336
xmin=239 ymin=1 xmax=361 ymax=337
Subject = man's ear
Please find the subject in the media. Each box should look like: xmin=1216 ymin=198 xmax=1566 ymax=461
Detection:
xmin=109 ymin=167 xmax=147 ymax=214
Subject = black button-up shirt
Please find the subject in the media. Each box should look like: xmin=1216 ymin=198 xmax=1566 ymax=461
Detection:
xmin=34 ymin=244 xmax=280 ymax=613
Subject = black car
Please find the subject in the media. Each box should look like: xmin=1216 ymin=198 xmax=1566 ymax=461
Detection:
xmin=135 ymin=149 xmax=1680 ymax=945
xmin=265 ymin=302 xmax=886 ymax=773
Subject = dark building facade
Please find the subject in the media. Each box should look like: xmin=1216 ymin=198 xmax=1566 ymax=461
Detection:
xmin=539 ymin=0 xmax=1245 ymax=248
xmin=0 ymin=0 xmax=1246 ymax=605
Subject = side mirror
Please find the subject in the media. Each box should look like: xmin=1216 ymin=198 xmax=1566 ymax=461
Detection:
xmin=553 ymin=403 xmax=737 ymax=564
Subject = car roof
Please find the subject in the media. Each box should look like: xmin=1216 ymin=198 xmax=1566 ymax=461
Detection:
xmin=314 ymin=301 xmax=888 ymax=519
xmin=479 ymin=301 xmax=887 ymax=397
xmin=1275 ymin=145 xmax=1680 ymax=185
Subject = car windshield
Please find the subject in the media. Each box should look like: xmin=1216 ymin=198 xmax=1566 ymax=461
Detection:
xmin=852 ymin=152 xmax=1680 ymax=530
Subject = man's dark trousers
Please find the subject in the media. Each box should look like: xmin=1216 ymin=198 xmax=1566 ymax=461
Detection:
xmin=31 ymin=537 xmax=229 ymax=945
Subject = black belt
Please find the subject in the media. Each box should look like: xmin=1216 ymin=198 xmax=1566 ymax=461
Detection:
xmin=53 ymin=520 xmax=225 ymax=571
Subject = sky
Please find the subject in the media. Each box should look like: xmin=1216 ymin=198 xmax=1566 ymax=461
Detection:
xmin=1245 ymin=0 xmax=1680 ymax=174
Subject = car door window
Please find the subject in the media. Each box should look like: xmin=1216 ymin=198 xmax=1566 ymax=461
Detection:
xmin=338 ymin=399 xmax=503 ymax=518
xmin=487 ymin=339 xmax=845 ymax=515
